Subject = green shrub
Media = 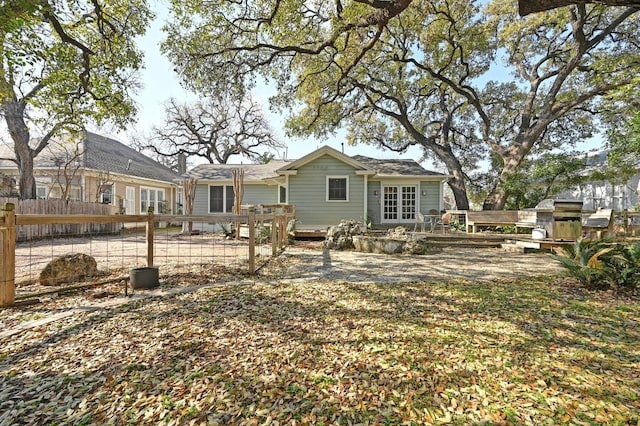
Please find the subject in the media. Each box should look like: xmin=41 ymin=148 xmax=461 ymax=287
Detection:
xmin=552 ymin=238 xmax=640 ymax=290
xmin=552 ymin=238 xmax=617 ymax=289
xmin=603 ymin=241 xmax=640 ymax=289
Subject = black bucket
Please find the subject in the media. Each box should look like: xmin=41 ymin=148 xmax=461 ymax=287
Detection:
xmin=130 ymin=266 xmax=159 ymax=289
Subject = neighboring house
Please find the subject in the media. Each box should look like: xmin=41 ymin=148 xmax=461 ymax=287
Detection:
xmin=0 ymin=131 xmax=180 ymax=214
xmin=557 ymin=150 xmax=640 ymax=211
xmin=185 ymin=145 xmax=449 ymax=230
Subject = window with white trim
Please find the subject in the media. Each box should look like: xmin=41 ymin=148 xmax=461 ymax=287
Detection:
xmin=69 ymin=186 xmax=82 ymax=202
xmin=326 ymin=176 xmax=349 ymax=201
xmin=141 ymin=187 xmax=165 ymax=213
xmin=100 ymin=184 xmax=113 ymax=205
xmin=278 ymin=185 xmax=287 ymax=204
xmin=36 ymin=186 xmax=48 ymax=200
xmin=209 ymin=185 xmax=235 ymax=213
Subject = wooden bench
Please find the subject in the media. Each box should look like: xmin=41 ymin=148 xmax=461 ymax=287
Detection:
xmin=465 ymin=210 xmax=518 ymax=233
xmin=515 ymin=210 xmax=537 ymax=233
xmin=582 ymin=209 xmax=613 ymax=239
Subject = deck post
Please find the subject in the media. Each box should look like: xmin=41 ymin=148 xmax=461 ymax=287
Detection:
xmin=248 ymin=206 xmax=256 ymax=274
xmin=146 ymin=206 xmax=155 ymax=267
xmin=1 ymin=203 xmax=16 ymax=307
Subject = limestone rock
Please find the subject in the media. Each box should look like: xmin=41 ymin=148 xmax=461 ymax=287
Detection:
xmin=39 ymin=253 xmax=98 ymax=286
xmin=324 ymin=220 xmax=364 ymax=250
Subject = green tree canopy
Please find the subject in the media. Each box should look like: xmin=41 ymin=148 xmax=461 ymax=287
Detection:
xmin=0 ymin=0 xmax=152 ymax=199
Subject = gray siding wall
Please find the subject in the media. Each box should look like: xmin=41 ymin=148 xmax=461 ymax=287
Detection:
xmin=419 ymin=181 xmax=441 ymax=214
xmin=243 ymin=184 xmax=278 ymax=205
xmin=193 ymin=184 xmax=210 ymax=215
xmin=288 ymin=155 xmax=365 ymax=227
xmin=192 ymin=183 xmax=277 ymax=214
xmin=367 ymin=181 xmax=382 ymax=225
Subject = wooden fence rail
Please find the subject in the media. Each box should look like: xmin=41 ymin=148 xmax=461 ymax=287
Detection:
xmin=0 ymin=204 xmax=294 ymax=307
xmin=0 ymin=198 xmax=120 ymax=241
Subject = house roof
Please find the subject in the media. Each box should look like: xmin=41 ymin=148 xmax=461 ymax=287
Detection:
xmin=186 ymin=160 xmax=290 ymax=181
xmin=351 ymin=155 xmax=446 ymax=177
xmin=0 ymin=132 xmax=179 ymax=183
xmin=83 ymin=132 xmax=178 ymax=183
xmin=182 ymin=146 xmax=447 ymax=181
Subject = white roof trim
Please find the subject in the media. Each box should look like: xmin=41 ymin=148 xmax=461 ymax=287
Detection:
xmin=370 ymin=174 xmax=450 ymax=180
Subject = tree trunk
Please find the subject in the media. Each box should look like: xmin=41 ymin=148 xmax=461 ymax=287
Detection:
xmin=482 ymin=147 xmax=530 ymax=210
xmin=3 ymin=99 xmax=36 ymax=199
xmin=428 ymin=137 xmax=470 ymax=210
xmin=447 ymin=174 xmax=469 ymax=210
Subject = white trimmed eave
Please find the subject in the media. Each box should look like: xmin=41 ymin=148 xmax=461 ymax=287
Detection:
xmin=262 ymin=176 xmax=287 ymax=185
xmin=277 ymin=170 xmax=298 ymax=176
xmin=83 ymin=168 xmax=179 ymax=187
xmin=196 ymin=179 xmax=272 ymax=185
xmin=369 ymin=174 xmax=451 ymax=181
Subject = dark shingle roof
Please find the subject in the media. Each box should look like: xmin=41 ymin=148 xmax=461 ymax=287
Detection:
xmin=351 ymin=155 xmax=445 ymax=176
xmin=83 ymin=132 xmax=178 ymax=183
xmin=0 ymin=132 xmax=179 ymax=183
xmin=187 ymin=160 xmax=290 ymax=181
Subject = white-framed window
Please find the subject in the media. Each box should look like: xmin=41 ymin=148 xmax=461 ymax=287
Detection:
xmin=278 ymin=185 xmax=287 ymax=204
xmin=209 ymin=185 xmax=235 ymax=213
xmin=176 ymin=187 xmax=184 ymax=214
xmin=100 ymin=184 xmax=113 ymax=205
xmin=125 ymin=186 xmax=136 ymax=214
xmin=326 ymin=176 xmax=349 ymax=202
xmin=36 ymin=186 xmax=48 ymax=200
xmin=141 ymin=187 xmax=165 ymax=213
xmin=69 ymin=186 xmax=82 ymax=202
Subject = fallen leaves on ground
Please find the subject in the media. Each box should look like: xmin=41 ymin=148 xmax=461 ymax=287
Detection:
xmin=1 ymin=274 xmax=639 ymax=425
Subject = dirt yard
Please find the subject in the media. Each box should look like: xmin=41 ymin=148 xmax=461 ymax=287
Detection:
xmin=13 ymin=232 xmax=270 ymax=288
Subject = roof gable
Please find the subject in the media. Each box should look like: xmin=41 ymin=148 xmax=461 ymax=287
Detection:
xmin=276 ymin=145 xmax=373 ymax=173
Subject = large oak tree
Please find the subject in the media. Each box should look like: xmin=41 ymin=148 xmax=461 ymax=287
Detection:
xmin=135 ymin=95 xmax=283 ymax=167
xmin=162 ymin=0 xmax=640 ymax=209
xmin=0 ymin=0 xmax=152 ymax=199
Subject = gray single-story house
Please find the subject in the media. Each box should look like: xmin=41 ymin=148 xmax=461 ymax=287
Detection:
xmin=184 ymin=145 xmax=449 ymax=230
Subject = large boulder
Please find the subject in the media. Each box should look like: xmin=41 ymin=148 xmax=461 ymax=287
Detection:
xmin=324 ymin=220 xmax=364 ymax=250
xmin=39 ymin=253 xmax=98 ymax=286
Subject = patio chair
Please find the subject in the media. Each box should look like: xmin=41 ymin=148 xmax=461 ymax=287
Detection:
xmin=414 ymin=211 xmax=426 ymax=232
xmin=428 ymin=209 xmax=452 ymax=233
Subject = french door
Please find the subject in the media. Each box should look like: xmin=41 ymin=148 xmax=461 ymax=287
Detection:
xmin=382 ymin=185 xmax=417 ymax=222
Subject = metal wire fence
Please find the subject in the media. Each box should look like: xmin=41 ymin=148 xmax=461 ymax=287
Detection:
xmin=1 ymin=204 xmax=293 ymax=306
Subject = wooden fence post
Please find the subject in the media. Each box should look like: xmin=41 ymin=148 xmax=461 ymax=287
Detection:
xmin=1 ymin=203 xmax=16 ymax=307
xmin=248 ymin=206 xmax=256 ymax=274
xmin=271 ymin=211 xmax=278 ymax=256
xmin=280 ymin=216 xmax=287 ymax=249
xmin=146 ymin=206 xmax=155 ymax=267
